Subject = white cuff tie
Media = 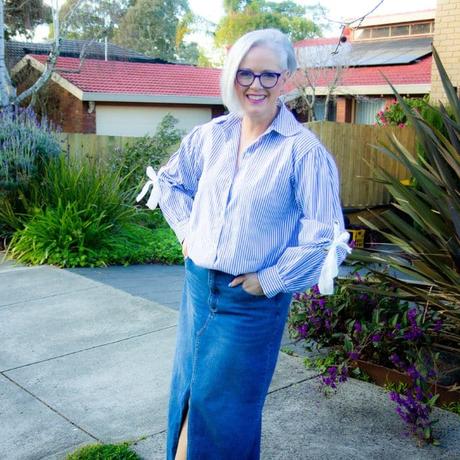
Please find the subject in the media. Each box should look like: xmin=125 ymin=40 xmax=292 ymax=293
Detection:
xmin=136 ymin=166 xmax=160 ymax=210
xmin=318 ymin=221 xmax=352 ymax=295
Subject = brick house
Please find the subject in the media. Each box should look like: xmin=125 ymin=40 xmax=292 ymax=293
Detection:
xmin=431 ymin=0 xmax=460 ymax=103
xmin=12 ymin=53 xmax=224 ymax=136
xmin=287 ymin=9 xmax=435 ymax=124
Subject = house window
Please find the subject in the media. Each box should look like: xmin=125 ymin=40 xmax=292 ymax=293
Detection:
xmin=358 ymin=28 xmax=371 ymax=39
xmin=372 ymin=27 xmax=390 ymax=38
xmin=313 ymin=98 xmax=336 ymax=122
xmin=355 ymin=99 xmax=385 ymax=125
xmin=354 ymin=21 xmax=433 ymax=41
xmin=391 ymin=25 xmax=410 ymax=36
xmin=411 ymin=22 xmax=431 ymax=35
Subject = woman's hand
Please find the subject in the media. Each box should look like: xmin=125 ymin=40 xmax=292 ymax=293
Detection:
xmin=182 ymin=239 xmax=188 ymax=259
xmin=229 ymin=273 xmax=265 ymax=296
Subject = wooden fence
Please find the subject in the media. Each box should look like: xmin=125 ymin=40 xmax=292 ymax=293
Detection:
xmin=59 ymin=123 xmax=417 ymax=209
xmin=306 ymin=122 xmax=416 ymax=208
xmin=58 ymin=133 xmax=138 ymax=160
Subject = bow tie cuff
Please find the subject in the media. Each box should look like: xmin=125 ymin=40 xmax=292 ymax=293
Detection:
xmin=317 ymin=223 xmax=351 ymax=295
xmin=136 ymin=166 xmax=160 ymax=210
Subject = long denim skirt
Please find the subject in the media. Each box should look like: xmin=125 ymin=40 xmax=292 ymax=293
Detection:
xmin=166 ymin=257 xmax=292 ymax=460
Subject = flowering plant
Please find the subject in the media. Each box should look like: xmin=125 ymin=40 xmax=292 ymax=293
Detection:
xmin=288 ymin=275 xmax=443 ymax=444
xmin=375 ymin=96 xmax=428 ymax=127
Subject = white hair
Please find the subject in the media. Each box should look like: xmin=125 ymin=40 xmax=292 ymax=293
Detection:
xmin=220 ymin=29 xmax=297 ymax=114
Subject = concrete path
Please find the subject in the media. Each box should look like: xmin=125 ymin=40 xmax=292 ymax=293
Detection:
xmin=0 ymin=258 xmax=459 ymax=460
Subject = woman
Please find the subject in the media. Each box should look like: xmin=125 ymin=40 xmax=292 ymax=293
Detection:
xmin=140 ymin=28 xmax=350 ymax=460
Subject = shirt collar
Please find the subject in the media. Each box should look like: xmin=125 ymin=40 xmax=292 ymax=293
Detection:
xmin=216 ymin=101 xmax=303 ymax=137
xmin=268 ymin=102 xmax=303 ymax=137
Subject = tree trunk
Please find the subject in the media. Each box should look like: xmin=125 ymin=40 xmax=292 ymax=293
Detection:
xmin=0 ymin=0 xmax=16 ymax=108
xmin=324 ymin=92 xmax=330 ymax=121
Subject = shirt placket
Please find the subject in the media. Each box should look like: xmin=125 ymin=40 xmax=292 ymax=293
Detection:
xmin=212 ymin=142 xmax=255 ymax=266
xmin=208 ymin=126 xmax=242 ymax=264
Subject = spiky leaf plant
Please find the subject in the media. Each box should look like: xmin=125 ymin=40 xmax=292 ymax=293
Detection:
xmin=350 ymin=48 xmax=460 ymax=353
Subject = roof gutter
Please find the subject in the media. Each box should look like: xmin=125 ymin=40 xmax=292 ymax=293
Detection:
xmin=81 ymin=92 xmax=223 ymax=105
xmin=286 ymin=83 xmax=430 ymax=100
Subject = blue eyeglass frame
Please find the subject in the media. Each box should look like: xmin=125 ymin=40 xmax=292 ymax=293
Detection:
xmin=236 ymin=69 xmax=283 ymax=89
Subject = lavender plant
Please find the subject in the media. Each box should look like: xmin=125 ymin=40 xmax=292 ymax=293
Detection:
xmin=0 ymin=107 xmax=62 ymax=238
xmin=0 ymin=106 xmax=61 ymax=193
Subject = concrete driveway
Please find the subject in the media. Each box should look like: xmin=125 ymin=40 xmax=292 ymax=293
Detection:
xmin=1 ymin=258 xmax=459 ymax=459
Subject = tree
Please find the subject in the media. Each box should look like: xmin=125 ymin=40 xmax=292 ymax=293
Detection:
xmin=58 ymin=0 xmax=133 ymax=41
xmin=214 ymin=0 xmax=323 ymax=48
xmin=1 ymin=0 xmax=85 ymax=109
xmin=291 ymin=40 xmax=350 ymax=121
xmin=3 ymin=0 xmax=51 ymax=39
xmin=113 ymin=0 xmax=191 ymax=62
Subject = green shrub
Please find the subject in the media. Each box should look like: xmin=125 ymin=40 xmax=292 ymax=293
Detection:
xmin=9 ymin=201 xmax=114 ymax=267
xmin=0 ymin=107 xmax=61 ymax=237
xmin=8 ymin=208 xmax=182 ymax=267
xmin=148 ymin=227 xmax=183 ymax=264
xmin=111 ymin=114 xmax=184 ymax=199
xmin=99 ymin=224 xmax=182 ymax=266
xmin=6 ymin=156 xmax=139 ymax=267
xmin=133 ymin=208 xmax=169 ymax=230
xmin=38 ymin=155 xmax=134 ymax=222
xmin=66 ymin=442 xmax=141 ymax=460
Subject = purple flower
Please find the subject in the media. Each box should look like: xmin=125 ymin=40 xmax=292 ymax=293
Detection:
xmin=433 ymin=319 xmax=443 ymax=332
xmin=407 ymin=308 xmax=418 ymax=323
xmin=338 ymin=366 xmax=349 ymax=382
xmin=297 ymin=324 xmax=309 ymax=338
xmin=389 ymin=353 xmax=406 ymax=370
xmin=353 ymin=321 xmax=362 ymax=334
xmin=348 ymin=351 xmax=360 ymax=360
xmin=371 ymin=333 xmax=382 ymax=343
xmin=407 ymin=365 xmax=421 ymax=381
xmin=403 ymin=325 xmax=423 ymax=341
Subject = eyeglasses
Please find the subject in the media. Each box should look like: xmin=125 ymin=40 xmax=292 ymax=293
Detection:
xmin=235 ymin=69 xmax=283 ymax=89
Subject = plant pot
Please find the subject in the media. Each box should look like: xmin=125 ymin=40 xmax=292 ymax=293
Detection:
xmin=355 ymin=360 xmax=460 ymax=406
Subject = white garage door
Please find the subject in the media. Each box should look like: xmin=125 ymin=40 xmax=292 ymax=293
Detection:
xmin=96 ymin=105 xmax=213 ymax=136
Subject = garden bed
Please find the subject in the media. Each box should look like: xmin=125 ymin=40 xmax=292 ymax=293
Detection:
xmin=355 ymin=359 xmax=460 ymax=405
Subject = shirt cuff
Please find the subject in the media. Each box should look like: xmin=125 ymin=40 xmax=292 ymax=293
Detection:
xmin=173 ymin=219 xmax=189 ymax=244
xmin=257 ymin=265 xmax=286 ymax=298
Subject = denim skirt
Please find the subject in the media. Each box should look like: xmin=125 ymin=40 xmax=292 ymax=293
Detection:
xmin=166 ymin=257 xmax=292 ymax=460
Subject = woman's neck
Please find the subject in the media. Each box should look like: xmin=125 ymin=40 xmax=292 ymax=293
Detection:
xmin=241 ymin=106 xmax=279 ymax=139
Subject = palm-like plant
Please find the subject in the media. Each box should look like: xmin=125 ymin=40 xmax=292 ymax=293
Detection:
xmin=350 ymin=48 xmax=460 ymax=353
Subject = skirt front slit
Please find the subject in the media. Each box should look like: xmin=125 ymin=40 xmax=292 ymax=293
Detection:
xmin=166 ymin=258 xmax=292 ymax=460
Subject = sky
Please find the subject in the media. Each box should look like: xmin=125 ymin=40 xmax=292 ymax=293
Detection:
xmin=188 ymin=0 xmax=437 ymax=36
xmin=37 ymin=0 xmax=438 ymax=45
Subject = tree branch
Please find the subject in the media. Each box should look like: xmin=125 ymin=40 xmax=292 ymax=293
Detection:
xmin=12 ymin=0 xmax=86 ymax=107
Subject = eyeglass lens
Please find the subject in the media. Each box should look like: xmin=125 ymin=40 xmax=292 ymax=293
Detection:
xmin=236 ymin=70 xmax=280 ymax=89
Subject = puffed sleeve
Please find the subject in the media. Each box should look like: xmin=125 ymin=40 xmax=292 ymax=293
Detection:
xmin=157 ymin=126 xmax=203 ymax=243
xmin=257 ymin=144 xmax=351 ymax=297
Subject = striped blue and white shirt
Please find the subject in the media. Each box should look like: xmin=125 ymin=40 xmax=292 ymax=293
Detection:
xmin=157 ymin=103 xmax=348 ymax=297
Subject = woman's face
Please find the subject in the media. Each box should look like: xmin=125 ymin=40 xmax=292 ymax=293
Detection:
xmin=235 ymin=45 xmax=287 ymax=122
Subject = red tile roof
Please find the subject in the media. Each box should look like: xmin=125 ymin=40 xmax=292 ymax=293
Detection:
xmin=287 ymin=55 xmax=431 ymax=91
xmin=31 ymin=54 xmax=222 ymax=98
